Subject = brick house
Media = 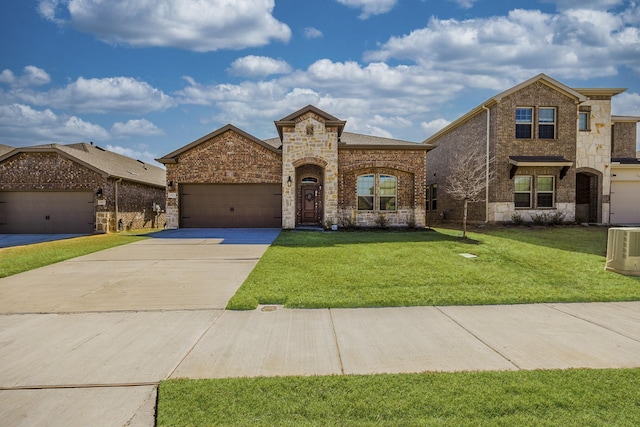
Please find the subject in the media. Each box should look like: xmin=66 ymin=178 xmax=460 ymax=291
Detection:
xmin=423 ymin=74 xmax=640 ymax=226
xmin=0 ymin=143 xmax=166 ymax=233
xmin=157 ymin=105 xmax=432 ymax=229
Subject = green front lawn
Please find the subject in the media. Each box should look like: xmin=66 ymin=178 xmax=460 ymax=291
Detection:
xmin=158 ymin=368 xmax=640 ymax=426
xmin=0 ymin=231 xmax=150 ymax=278
xmin=227 ymin=227 xmax=640 ymax=309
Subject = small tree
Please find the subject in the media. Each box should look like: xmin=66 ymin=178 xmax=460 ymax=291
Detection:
xmin=445 ymin=149 xmax=492 ymax=238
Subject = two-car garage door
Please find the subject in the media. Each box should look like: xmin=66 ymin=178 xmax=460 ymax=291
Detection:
xmin=180 ymin=184 xmax=282 ymax=228
xmin=0 ymin=191 xmax=95 ymax=234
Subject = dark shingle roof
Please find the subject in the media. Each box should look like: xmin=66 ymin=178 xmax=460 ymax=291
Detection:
xmin=264 ymin=131 xmax=431 ymax=150
xmin=0 ymin=143 xmax=165 ymax=187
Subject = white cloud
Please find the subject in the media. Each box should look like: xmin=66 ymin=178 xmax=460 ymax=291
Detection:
xmin=303 ymin=27 xmax=323 ymax=39
xmin=0 ymin=103 xmax=109 ymax=145
xmin=421 ymin=118 xmax=452 ymax=139
xmin=111 ymin=119 xmax=165 ymax=137
xmin=105 ymin=144 xmax=159 ymax=165
xmin=365 ymin=7 xmax=640 ymax=82
xmin=450 ymin=0 xmax=477 ymax=9
xmin=228 ymin=56 xmax=292 ymax=78
xmin=541 ymin=0 xmax=625 ymax=10
xmin=10 ymin=76 xmax=174 ymax=114
xmin=336 ymin=0 xmax=398 ymax=19
xmin=0 ymin=66 xmax=51 ymax=87
xmin=39 ymin=0 xmax=291 ymax=52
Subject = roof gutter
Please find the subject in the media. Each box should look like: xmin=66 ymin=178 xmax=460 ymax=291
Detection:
xmin=482 ymin=105 xmax=490 ymax=223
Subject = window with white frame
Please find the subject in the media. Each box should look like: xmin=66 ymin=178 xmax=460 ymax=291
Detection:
xmin=357 ymin=174 xmax=398 ymax=211
xmin=379 ymin=175 xmax=397 ymax=211
xmin=514 ymin=175 xmax=556 ymax=209
xmin=536 ymin=176 xmax=555 ymax=208
xmin=516 ymin=107 xmax=533 ymax=139
xmin=538 ymin=107 xmax=556 ymax=139
xmin=514 ymin=176 xmax=532 ymax=208
xmin=578 ymin=111 xmax=589 ymax=131
xmin=357 ymin=174 xmax=375 ymax=210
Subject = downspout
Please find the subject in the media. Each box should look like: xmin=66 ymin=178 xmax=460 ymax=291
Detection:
xmin=115 ymin=178 xmax=122 ymax=232
xmin=481 ymin=105 xmax=490 ymax=223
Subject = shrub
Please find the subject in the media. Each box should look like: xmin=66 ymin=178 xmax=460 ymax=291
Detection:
xmin=550 ymin=211 xmax=565 ymax=225
xmin=532 ymin=212 xmax=549 ymax=226
xmin=511 ymin=212 xmax=525 ymax=225
xmin=374 ymin=213 xmax=389 ymax=229
xmin=340 ymin=213 xmax=357 ymax=230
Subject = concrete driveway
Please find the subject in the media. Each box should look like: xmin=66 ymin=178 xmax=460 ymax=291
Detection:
xmin=0 ymin=228 xmax=280 ymax=427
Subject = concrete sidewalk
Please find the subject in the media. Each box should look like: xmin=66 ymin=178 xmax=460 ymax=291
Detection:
xmin=171 ymin=302 xmax=640 ymax=380
xmin=1 ymin=228 xmax=640 ymax=426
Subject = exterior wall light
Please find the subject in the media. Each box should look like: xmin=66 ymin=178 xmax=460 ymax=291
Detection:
xmin=287 ymin=176 xmax=292 ymax=187
xmin=96 ymin=188 xmax=103 ymax=198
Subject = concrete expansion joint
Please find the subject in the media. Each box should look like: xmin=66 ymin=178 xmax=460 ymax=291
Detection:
xmin=434 ymin=306 xmax=522 ymax=370
xmin=166 ymin=309 xmax=225 ymax=379
xmin=328 ymin=308 xmax=346 ymax=375
xmin=543 ymin=303 xmax=640 ymax=344
xmin=0 ymin=382 xmax=159 ymax=391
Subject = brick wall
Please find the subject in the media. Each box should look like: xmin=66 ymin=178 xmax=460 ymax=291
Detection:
xmin=426 ymin=81 xmax=580 ymax=224
xmin=612 ymin=122 xmax=638 ymax=158
xmin=426 ymin=109 xmax=491 ymax=224
xmin=164 ymin=128 xmax=282 ymax=228
xmin=339 ymin=148 xmax=426 ymax=227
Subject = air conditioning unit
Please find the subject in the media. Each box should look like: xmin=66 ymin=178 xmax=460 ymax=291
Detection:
xmin=605 ymin=227 xmax=640 ymax=276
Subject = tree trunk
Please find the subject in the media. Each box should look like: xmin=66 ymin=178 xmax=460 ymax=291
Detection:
xmin=462 ymin=198 xmax=468 ymax=238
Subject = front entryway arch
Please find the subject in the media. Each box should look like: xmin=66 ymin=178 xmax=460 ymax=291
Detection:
xmin=295 ymin=164 xmax=324 ymax=226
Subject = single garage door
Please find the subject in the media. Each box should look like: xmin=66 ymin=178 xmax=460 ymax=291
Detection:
xmin=180 ymin=184 xmax=282 ymax=228
xmin=610 ymin=181 xmax=640 ymax=224
xmin=0 ymin=191 xmax=95 ymax=234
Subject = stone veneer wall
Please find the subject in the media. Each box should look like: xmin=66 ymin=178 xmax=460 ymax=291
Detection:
xmin=164 ymin=129 xmax=282 ymax=228
xmin=576 ymin=98 xmax=613 ymax=224
xmin=0 ymin=152 xmax=164 ymax=233
xmin=281 ymin=112 xmax=339 ymax=229
xmin=339 ymin=149 xmax=427 ymax=227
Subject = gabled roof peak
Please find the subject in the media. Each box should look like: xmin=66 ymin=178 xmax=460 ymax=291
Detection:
xmin=274 ymin=105 xmax=347 ymax=141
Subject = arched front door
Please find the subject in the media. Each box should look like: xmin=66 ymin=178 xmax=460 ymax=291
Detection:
xmin=296 ymin=164 xmax=324 ymax=226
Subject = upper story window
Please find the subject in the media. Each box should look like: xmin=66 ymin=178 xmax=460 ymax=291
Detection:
xmin=578 ymin=111 xmax=590 ymax=131
xmin=516 ymin=107 xmax=533 ymax=139
xmin=538 ymin=107 xmax=556 ymax=139
xmin=357 ymin=174 xmax=398 ymax=211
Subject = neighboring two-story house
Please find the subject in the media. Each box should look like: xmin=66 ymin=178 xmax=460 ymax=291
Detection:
xmin=424 ymin=74 xmax=640 ymax=226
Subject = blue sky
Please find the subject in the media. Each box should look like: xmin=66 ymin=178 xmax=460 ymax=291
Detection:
xmin=1 ymin=0 xmax=639 ymax=166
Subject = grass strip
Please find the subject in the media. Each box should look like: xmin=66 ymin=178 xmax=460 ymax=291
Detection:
xmin=158 ymin=368 xmax=640 ymax=426
xmin=0 ymin=231 xmax=150 ymax=278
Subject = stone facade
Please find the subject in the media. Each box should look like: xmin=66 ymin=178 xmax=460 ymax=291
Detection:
xmin=279 ymin=112 xmax=340 ymax=229
xmin=0 ymin=150 xmax=165 ymax=233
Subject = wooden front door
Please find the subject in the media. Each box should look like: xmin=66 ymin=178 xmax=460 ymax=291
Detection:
xmin=301 ymin=186 xmax=319 ymax=224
